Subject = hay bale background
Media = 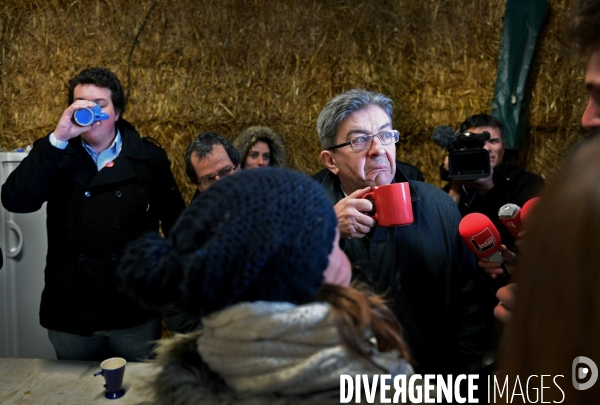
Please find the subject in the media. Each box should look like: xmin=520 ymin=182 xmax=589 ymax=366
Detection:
xmin=0 ymin=0 xmax=585 ymax=203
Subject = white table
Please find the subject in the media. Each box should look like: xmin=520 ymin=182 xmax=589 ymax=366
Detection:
xmin=0 ymin=358 xmax=157 ymax=404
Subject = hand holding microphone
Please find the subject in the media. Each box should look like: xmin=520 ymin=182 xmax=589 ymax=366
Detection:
xmin=479 ymin=245 xmax=517 ymax=279
xmin=498 ymin=197 xmax=540 ymax=248
xmin=492 ymin=198 xmax=540 ymax=322
xmin=486 ymin=197 xmax=541 ymax=278
xmin=459 ymin=212 xmax=521 ymax=278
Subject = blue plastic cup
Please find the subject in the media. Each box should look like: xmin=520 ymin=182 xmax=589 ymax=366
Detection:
xmin=94 ymin=357 xmax=126 ymax=399
xmin=74 ymin=103 xmax=109 ymax=126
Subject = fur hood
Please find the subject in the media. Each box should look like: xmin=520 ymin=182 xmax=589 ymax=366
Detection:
xmin=149 ymin=332 xmax=421 ymax=405
xmin=148 ymin=301 xmax=419 ymax=405
xmin=150 ymin=331 xmax=343 ymax=405
xmin=233 ymin=126 xmax=287 ymax=168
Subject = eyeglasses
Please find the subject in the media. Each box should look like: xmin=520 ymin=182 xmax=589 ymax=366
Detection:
xmin=327 ymin=130 xmax=400 ymax=151
xmin=198 ymin=166 xmax=236 ymax=189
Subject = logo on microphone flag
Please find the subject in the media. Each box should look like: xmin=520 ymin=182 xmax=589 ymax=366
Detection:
xmin=470 ymin=227 xmax=496 ymax=253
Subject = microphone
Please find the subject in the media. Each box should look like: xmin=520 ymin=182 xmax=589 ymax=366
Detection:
xmin=459 ymin=213 xmax=503 ymax=262
xmin=520 ymin=197 xmax=540 ymax=225
xmin=498 ymin=203 xmax=521 ymax=240
xmin=431 ymin=125 xmax=457 ymax=151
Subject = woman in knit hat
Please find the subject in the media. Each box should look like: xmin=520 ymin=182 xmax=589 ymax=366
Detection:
xmin=233 ymin=125 xmax=287 ymax=169
xmin=117 ymin=167 xmax=413 ymax=404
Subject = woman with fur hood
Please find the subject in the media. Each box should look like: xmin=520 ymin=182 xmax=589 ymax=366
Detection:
xmin=116 ymin=168 xmax=417 ymax=405
xmin=233 ymin=125 xmax=287 ymax=169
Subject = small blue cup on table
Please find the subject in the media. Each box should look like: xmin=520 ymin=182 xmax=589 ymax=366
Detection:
xmin=94 ymin=357 xmax=126 ymax=399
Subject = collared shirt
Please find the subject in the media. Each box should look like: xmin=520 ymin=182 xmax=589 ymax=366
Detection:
xmin=49 ymin=131 xmax=122 ymax=171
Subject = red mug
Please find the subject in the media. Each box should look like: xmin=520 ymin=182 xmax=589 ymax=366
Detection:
xmin=362 ymin=182 xmax=413 ymax=227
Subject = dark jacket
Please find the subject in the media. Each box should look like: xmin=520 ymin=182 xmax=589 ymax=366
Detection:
xmin=1 ymin=120 xmax=186 ymax=335
xmin=447 ymin=162 xmax=544 ymax=250
xmin=316 ymin=168 xmax=488 ymax=375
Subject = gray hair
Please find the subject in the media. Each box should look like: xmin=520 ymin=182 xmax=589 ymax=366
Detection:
xmin=316 ymin=89 xmax=394 ymax=150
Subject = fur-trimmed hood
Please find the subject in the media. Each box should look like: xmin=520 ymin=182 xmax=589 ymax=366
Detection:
xmin=150 ymin=331 xmax=339 ymax=405
xmin=148 ymin=301 xmax=418 ymax=405
xmin=233 ymin=126 xmax=287 ymax=168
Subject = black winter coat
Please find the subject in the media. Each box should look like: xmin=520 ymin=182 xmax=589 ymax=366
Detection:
xmin=1 ymin=120 xmax=186 ymax=335
xmin=315 ymin=168 xmax=489 ymax=375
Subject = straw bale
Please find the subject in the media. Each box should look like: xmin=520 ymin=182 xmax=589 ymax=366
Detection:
xmin=0 ymin=0 xmax=584 ymax=203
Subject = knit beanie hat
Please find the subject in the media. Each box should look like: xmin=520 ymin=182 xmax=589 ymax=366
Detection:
xmin=117 ymin=167 xmax=338 ymax=317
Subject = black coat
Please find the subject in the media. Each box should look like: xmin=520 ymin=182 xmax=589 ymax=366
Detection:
xmin=1 ymin=120 xmax=186 ymax=335
xmin=315 ymin=169 xmax=488 ymax=375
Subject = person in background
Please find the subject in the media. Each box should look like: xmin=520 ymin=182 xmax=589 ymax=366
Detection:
xmin=498 ymin=132 xmax=600 ymax=404
xmin=443 ymin=114 xmax=544 ymax=252
xmin=184 ymin=131 xmax=240 ymax=202
xmin=493 ymin=0 xmax=600 ymax=324
xmin=1 ymin=67 xmax=186 ymax=361
xmin=233 ymin=125 xmax=287 ymax=169
xmin=116 ymin=168 xmax=414 ymax=404
xmin=440 ymin=115 xmax=544 ymax=372
xmin=576 ymin=1 xmax=600 ymax=133
xmin=315 ymin=88 xmax=489 ymax=376
xmin=163 ymin=130 xmax=243 ymax=333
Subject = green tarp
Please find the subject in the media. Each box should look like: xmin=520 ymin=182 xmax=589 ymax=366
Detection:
xmin=491 ymin=0 xmax=549 ymax=150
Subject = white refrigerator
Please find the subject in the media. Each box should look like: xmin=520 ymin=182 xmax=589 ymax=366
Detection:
xmin=0 ymin=151 xmax=56 ymax=359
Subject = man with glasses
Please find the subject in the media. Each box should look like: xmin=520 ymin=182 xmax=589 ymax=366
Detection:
xmin=315 ymin=88 xmax=488 ymax=376
xmin=184 ymin=131 xmax=241 ymax=201
xmin=158 ymin=131 xmax=242 ymax=333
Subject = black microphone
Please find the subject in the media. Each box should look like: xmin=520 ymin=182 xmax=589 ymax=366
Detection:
xmin=431 ymin=125 xmax=457 ymax=151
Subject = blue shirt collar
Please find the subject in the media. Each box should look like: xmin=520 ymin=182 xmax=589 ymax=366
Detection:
xmin=82 ymin=130 xmax=122 ymax=171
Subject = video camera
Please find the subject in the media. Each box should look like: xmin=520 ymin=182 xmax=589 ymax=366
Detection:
xmin=431 ymin=126 xmax=491 ymax=181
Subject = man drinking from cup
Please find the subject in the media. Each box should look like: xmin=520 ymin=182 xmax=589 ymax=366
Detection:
xmin=1 ymin=67 xmax=186 ymax=361
xmin=315 ymin=88 xmax=488 ymax=376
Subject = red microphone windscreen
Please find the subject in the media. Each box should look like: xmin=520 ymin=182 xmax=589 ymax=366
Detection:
xmin=520 ymin=197 xmax=541 ymax=224
xmin=459 ymin=212 xmax=502 ymax=258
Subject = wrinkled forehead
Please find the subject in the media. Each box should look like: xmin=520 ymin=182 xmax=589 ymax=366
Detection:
xmin=337 ymin=106 xmax=392 ymax=138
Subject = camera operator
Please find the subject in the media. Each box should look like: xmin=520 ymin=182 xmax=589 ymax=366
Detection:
xmin=442 ymin=114 xmax=544 ymax=251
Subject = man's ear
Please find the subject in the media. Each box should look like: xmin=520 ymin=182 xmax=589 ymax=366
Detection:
xmin=320 ymin=150 xmax=340 ymax=175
